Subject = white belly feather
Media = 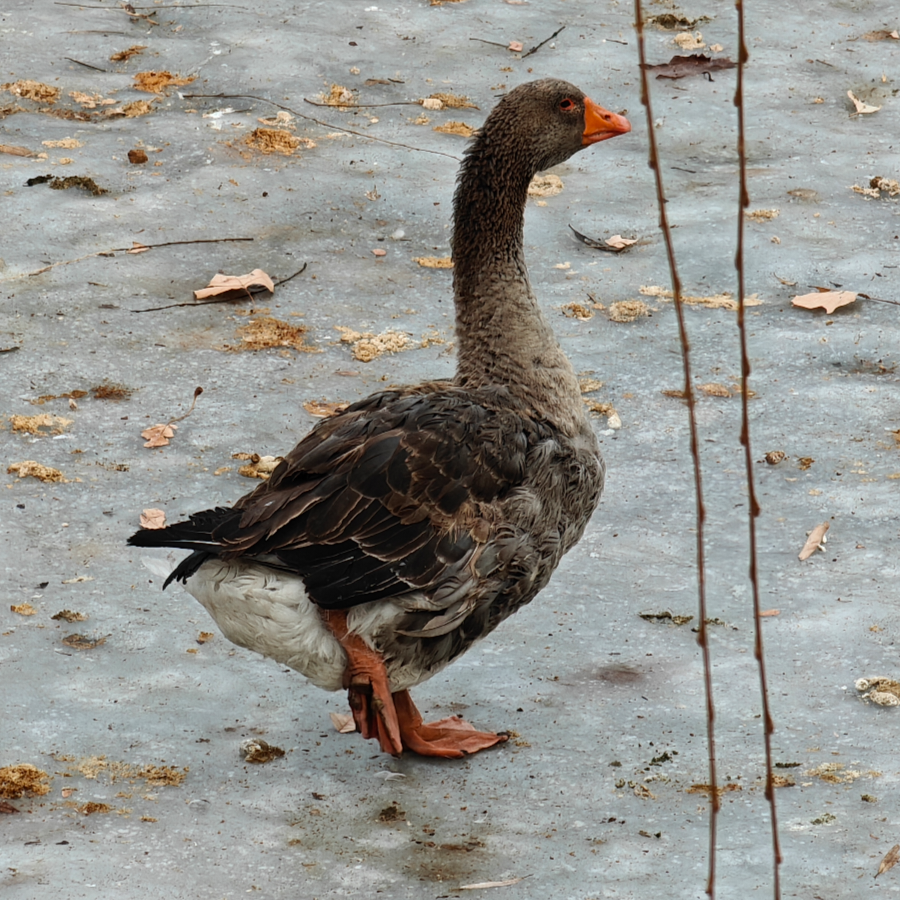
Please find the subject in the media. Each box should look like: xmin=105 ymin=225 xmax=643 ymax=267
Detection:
xmin=184 ymin=559 xmax=444 ymax=694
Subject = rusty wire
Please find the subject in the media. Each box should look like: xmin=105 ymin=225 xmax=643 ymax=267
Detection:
xmin=633 ymin=3 xmax=719 ymax=895
xmin=733 ymin=1 xmax=783 ymax=896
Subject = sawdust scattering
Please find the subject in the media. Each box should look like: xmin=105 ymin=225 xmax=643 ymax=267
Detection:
xmin=433 ymin=121 xmax=475 ymax=137
xmin=745 ymin=208 xmax=779 ymax=222
xmin=698 ymin=382 xmax=731 ymax=397
xmin=639 ymin=285 xmax=762 ymax=310
xmin=335 ymin=326 xmax=411 ymax=362
xmin=608 ymin=300 xmax=650 ymax=322
xmin=93 ymin=383 xmax=133 ymax=401
xmin=856 ymin=677 xmax=900 ymax=707
xmin=579 ymin=378 xmax=604 ymax=393
xmin=61 ymin=756 xmax=188 ymax=786
xmin=805 ymin=761 xmax=881 ymax=783
xmin=110 ymin=100 xmax=155 ymax=118
xmin=674 ymin=31 xmax=706 ymax=50
xmin=43 ymin=138 xmax=83 ymax=149
xmin=231 ymin=317 xmax=316 ymax=353
xmin=562 ymin=302 xmax=593 ymax=319
xmin=52 ymin=609 xmax=87 ymax=622
xmin=78 ymin=802 xmax=111 ymax=815
xmin=0 ymin=764 xmax=51 ymax=799
xmin=244 ymin=128 xmax=314 ymax=156
xmin=378 ymin=803 xmax=405 ymax=823
xmin=686 ymin=783 xmax=741 ymax=796
xmin=110 ymin=45 xmax=146 ymax=62
xmin=322 ymin=84 xmax=355 ymax=107
xmin=133 ymin=71 xmax=195 ymax=94
xmin=528 ymin=174 xmax=564 ymax=198
xmin=69 ymin=92 xmax=116 ymax=109
xmin=428 ymin=92 xmax=477 ymax=109
xmin=10 ymin=603 xmax=36 ymax=616
xmin=240 ymin=739 xmax=285 ymax=764
xmin=303 ymin=399 xmax=349 ymax=418
xmin=10 ymin=414 xmax=73 ymax=435
xmin=7 ymin=461 xmax=68 ymax=483
xmin=2 ymin=80 xmax=59 ymax=103
xmin=412 ymin=256 xmax=453 ymax=268
xmin=233 ymin=452 xmax=281 ymax=480
xmin=852 ymin=177 xmax=900 ymax=199
xmin=49 ymin=176 xmax=107 ymax=196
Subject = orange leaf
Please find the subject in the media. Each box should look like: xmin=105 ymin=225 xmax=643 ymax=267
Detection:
xmin=605 ymin=235 xmax=638 ymax=250
xmin=792 ymin=291 xmax=857 ymax=314
xmin=329 ymin=712 xmax=356 ymax=734
xmin=139 ymin=508 xmax=166 ymax=529
xmin=141 ymin=422 xmax=176 ymax=448
xmin=193 ymin=269 xmax=274 ymax=301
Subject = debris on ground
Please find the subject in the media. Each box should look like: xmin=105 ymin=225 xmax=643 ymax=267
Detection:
xmin=240 ymin=739 xmax=285 ymax=764
xmin=243 ymin=128 xmax=315 ymax=155
xmin=133 ymin=71 xmax=195 ymax=94
xmin=7 ymin=461 xmax=68 ymax=482
xmin=640 ymin=611 xmax=694 ymax=626
xmin=233 ymin=452 xmax=281 ymax=479
xmin=230 ymin=317 xmax=316 ymax=353
xmin=639 ymin=285 xmax=762 ymax=310
xmin=412 ymin=256 xmax=453 ymax=268
xmin=607 ymin=300 xmax=650 ymax=322
xmin=49 ymin=175 xmax=107 ymax=196
xmin=194 ymin=269 xmax=274 ymax=302
xmin=856 ymin=677 xmax=900 ymax=707
xmin=798 ymin=521 xmax=829 ymax=560
xmin=0 ymin=764 xmax=51 ymax=799
xmin=433 ymin=121 xmax=475 ymax=137
xmin=335 ymin=326 xmax=410 ymax=362
xmin=792 ymin=290 xmax=857 ymax=314
xmin=2 ymin=80 xmax=59 ymax=103
xmin=642 ymin=54 xmax=736 ymax=80
xmin=9 ymin=414 xmax=73 ymax=435
xmin=528 ymin=174 xmax=564 ymax=198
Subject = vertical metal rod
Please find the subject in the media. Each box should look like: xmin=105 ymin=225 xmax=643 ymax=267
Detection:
xmin=633 ymin=5 xmax=718 ymax=896
xmin=733 ymin=2 xmax=783 ymax=896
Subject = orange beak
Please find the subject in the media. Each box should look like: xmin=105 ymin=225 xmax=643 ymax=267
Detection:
xmin=582 ymin=97 xmax=631 ymax=145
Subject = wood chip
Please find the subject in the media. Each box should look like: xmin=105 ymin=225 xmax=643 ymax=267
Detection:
xmin=799 ymin=521 xmax=829 ymax=560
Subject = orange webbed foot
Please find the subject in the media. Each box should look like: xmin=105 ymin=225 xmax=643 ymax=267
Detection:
xmin=393 ymin=689 xmax=508 ymax=759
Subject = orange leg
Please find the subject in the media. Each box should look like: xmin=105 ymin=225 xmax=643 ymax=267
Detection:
xmin=320 ymin=610 xmax=508 ymax=758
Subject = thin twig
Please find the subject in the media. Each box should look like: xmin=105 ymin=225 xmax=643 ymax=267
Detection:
xmin=26 ymin=237 xmax=253 ymax=277
xmin=182 ymin=92 xmax=461 ymax=161
xmin=64 ymin=57 xmax=109 ymax=72
xmin=468 ymin=38 xmax=509 ymax=49
xmin=737 ymin=4 xmax=780 ymax=896
xmin=132 ymin=263 xmax=307 ymax=312
xmin=522 ymin=24 xmax=566 ymax=58
xmin=302 ymin=97 xmax=421 ymax=109
xmin=635 ymin=3 xmax=717 ymax=896
xmin=858 ymin=292 xmax=900 ymax=307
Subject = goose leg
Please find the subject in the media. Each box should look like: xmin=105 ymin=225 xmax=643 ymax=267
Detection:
xmin=320 ymin=610 xmax=403 ymax=756
xmin=392 ymin=689 xmax=508 ymax=759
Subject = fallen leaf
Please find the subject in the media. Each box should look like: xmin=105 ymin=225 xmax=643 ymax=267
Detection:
xmin=330 ymin=712 xmax=357 ymax=734
xmin=51 ymin=610 xmax=87 ymax=622
xmin=0 ymin=143 xmax=35 ymax=157
xmin=847 ymin=90 xmax=881 ymax=115
xmin=508 ymin=41 xmax=524 ymax=52
xmin=140 ymin=508 xmax=166 ymax=529
xmin=605 ymin=234 xmax=638 ymax=250
xmin=193 ymin=269 xmax=274 ymax=302
xmin=877 ymin=845 xmax=900 ymax=879
xmin=141 ymin=423 xmax=177 ymax=448
xmin=10 ymin=603 xmax=36 ymax=616
xmin=799 ymin=521 xmax=829 ymax=561
xmin=773 ymin=274 xmax=797 ymax=286
xmin=759 ymin=609 xmax=780 ymax=617
xmin=643 ymin=53 xmax=737 ymax=80
xmin=792 ymin=291 xmax=857 ymax=314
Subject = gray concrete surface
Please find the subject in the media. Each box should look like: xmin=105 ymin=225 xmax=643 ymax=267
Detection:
xmin=2 ymin=1 xmax=899 ymax=897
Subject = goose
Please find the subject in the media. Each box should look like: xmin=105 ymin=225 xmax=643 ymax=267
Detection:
xmin=129 ymin=79 xmax=630 ymax=758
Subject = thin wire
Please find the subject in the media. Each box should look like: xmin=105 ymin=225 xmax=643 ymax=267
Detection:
xmin=634 ymin=4 xmax=719 ymax=896
xmin=733 ymin=2 xmax=783 ymax=896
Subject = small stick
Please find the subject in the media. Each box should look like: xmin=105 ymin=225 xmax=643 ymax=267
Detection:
xmin=64 ymin=57 xmax=109 ymax=72
xmin=132 ymin=263 xmax=307 ymax=312
xmin=182 ymin=92 xmax=461 ymax=161
xmin=468 ymin=38 xmax=509 ymax=49
xmin=522 ymin=24 xmax=566 ymax=58
xmin=26 ymin=237 xmax=254 ymax=277
xmin=302 ymin=98 xmax=422 ymax=109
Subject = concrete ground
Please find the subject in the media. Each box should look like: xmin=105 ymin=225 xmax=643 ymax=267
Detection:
xmin=2 ymin=1 xmax=899 ymax=897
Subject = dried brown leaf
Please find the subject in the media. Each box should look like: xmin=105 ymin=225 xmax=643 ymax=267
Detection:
xmin=140 ymin=508 xmax=167 ymax=530
xmin=330 ymin=712 xmax=357 ymax=734
xmin=10 ymin=602 xmax=36 ymax=616
xmin=193 ymin=269 xmax=274 ymax=301
xmin=643 ymin=53 xmax=737 ymax=80
xmin=877 ymin=845 xmax=900 ymax=879
xmin=799 ymin=521 xmax=830 ymax=560
xmin=62 ymin=633 xmax=107 ymax=650
xmin=240 ymin=739 xmax=285 ymax=764
xmin=605 ymin=234 xmax=638 ymax=249
xmin=792 ymin=291 xmax=857 ymax=314
xmin=141 ymin=422 xmax=176 ymax=448
xmin=51 ymin=610 xmax=87 ymax=622
xmin=847 ymin=90 xmax=881 ymax=115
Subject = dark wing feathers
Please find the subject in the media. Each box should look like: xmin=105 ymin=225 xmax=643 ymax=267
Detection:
xmin=129 ymin=387 xmax=543 ymax=612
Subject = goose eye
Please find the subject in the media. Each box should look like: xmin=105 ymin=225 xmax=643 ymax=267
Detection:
xmin=559 ymin=98 xmax=575 ymax=111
